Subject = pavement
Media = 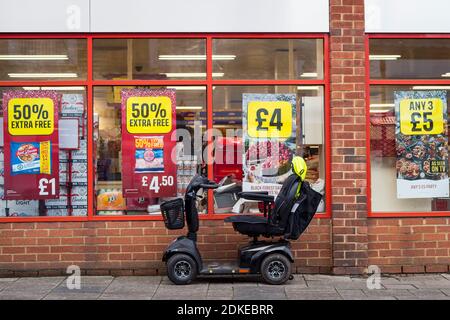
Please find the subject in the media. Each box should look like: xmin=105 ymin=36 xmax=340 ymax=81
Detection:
xmin=1 ymin=273 xmax=450 ymax=300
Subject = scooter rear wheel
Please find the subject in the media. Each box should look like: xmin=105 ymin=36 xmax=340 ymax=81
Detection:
xmin=167 ymin=254 xmax=197 ymax=285
xmin=260 ymin=253 xmax=292 ymax=285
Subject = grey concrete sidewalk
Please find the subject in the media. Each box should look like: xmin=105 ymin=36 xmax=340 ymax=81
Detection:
xmin=1 ymin=273 xmax=450 ymax=300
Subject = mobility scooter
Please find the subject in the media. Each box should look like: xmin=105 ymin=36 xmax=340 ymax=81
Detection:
xmin=160 ymin=156 xmax=321 ymax=285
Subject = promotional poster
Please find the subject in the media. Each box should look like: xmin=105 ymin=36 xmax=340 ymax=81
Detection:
xmin=2 ymin=90 xmax=60 ymax=200
xmin=395 ymin=90 xmax=449 ymax=199
xmin=242 ymin=93 xmax=297 ymax=196
xmin=121 ymin=89 xmax=177 ymax=198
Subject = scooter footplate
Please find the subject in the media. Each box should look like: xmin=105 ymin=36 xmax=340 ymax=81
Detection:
xmin=200 ymin=261 xmax=249 ymax=275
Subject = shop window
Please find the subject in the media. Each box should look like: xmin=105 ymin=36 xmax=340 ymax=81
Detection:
xmin=93 ymin=39 xmax=206 ymax=80
xmin=0 ymin=39 xmax=87 ymax=81
xmin=212 ymin=86 xmax=326 ymax=214
xmin=0 ymin=35 xmax=327 ymax=221
xmin=370 ymin=85 xmax=450 ymax=213
xmin=94 ymin=86 xmax=207 ymax=216
xmin=212 ymin=39 xmax=323 ymax=80
xmin=0 ymin=87 xmax=87 ymax=218
xmin=370 ymin=38 xmax=450 ymax=79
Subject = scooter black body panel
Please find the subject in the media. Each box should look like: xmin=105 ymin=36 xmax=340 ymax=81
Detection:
xmin=239 ymin=241 xmax=294 ymax=273
xmin=162 ymin=236 xmax=203 ymax=272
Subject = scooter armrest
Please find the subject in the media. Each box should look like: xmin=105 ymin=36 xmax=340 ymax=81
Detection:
xmin=238 ymin=192 xmax=274 ymax=202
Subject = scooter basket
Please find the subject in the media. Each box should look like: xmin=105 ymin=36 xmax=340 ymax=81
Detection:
xmin=160 ymin=198 xmax=185 ymax=230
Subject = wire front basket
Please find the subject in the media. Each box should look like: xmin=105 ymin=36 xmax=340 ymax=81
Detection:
xmin=160 ymin=198 xmax=185 ymax=230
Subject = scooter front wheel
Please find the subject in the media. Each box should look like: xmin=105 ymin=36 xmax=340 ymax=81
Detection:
xmin=167 ymin=254 xmax=198 ymax=285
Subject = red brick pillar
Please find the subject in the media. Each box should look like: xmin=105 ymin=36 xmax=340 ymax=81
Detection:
xmin=329 ymin=0 xmax=368 ymax=274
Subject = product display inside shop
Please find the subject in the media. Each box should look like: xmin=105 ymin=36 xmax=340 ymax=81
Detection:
xmin=0 ymin=88 xmax=88 ymax=217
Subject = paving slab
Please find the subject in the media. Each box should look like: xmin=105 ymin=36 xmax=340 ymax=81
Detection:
xmin=1 ymin=277 xmax=64 ymax=295
xmin=303 ymin=275 xmax=351 ymax=282
xmin=333 ymin=281 xmax=371 ymax=290
xmin=152 ymin=294 xmax=207 ymax=300
xmin=440 ymin=288 xmax=450 ymax=296
xmin=408 ymin=289 xmax=449 ymax=299
xmin=287 ymin=291 xmax=342 ymax=300
xmin=440 ymin=273 xmax=450 ymax=280
xmin=382 ymin=284 xmax=418 ymax=290
xmin=0 ymin=278 xmax=18 ymax=283
xmin=402 ymin=280 xmax=450 ymax=289
xmin=233 ymin=287 xmax=287 ymax=300
xmin=43 ymin=291 xmax=102 ymax=300
xmin=337 ymin=289 xmax=367 ymax=299
xmin=50 ymin=284 xmax=109 ymax=294
xmin=98 ymin=293 xmax=152 ymax=300
xmin=104 ymin=277 xmax=160 ymax=295
xmin=363 ymin=289 xmax=414 ymax=297
xmin=378 ymin=276 xmax=402 ymax=284
xmin=0 ymin=292 xmax=46 ymax=300
xmin=398 ymin=275 xmax=446 ymax=282
xmin=111 ymin=276 xmax=162 ymax=285
xmin=366 ymin=296 xmax=398 ymax=300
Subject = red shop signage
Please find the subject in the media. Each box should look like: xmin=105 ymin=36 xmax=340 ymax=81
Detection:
xmin=121 ymin=89 xmax=177 ymax=198
xmin=2 ymin=90 xmax=60 ymax=200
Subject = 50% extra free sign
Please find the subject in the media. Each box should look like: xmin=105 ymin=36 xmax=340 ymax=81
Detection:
xmin=8 ymin=98 xmax=54 ymax=136
xmin=126 ymin=96 xmax=172 ymax=134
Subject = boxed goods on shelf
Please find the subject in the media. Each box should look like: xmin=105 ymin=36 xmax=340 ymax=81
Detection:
xmin=7 ymin=199 xmax=39 ymax=217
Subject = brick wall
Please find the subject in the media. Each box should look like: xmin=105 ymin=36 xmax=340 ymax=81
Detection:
xmin=0 ymin=219 xmax=331 ymax=277
xmin=329 ymin=0 xmax=368 ymax=274
xmin=369 ymin=218 xmax=450 ymax=274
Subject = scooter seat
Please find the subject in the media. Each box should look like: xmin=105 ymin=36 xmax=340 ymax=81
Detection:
xmin=224 ymin=215 xmax=271 ymax=237
xmin=225 ymin=215 xmax=267 ymax=224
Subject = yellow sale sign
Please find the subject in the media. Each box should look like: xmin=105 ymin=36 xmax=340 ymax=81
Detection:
xmin=247 ymin=101 xmax=292 ymax=138
xmin=7 ymin=98 xmax=55 ymax=136
xmin=126 ymin=96 xmax=172 ymax=134
xmin=399 ymin=98 xmax=444 ymax=135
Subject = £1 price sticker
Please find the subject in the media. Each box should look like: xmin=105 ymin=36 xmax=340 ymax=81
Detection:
xmin=400 ymin=98 xmax=444 ymax=135
xmin=8 ymin=98 xmax=55 ymax=136
xmin=126 ymin=96 xmax=172 ymax=134
xmin=247 ymin=101 xmax=292 ymax=138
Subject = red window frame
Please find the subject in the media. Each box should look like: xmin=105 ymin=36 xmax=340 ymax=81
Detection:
xmin=0 ymin=33 xmax=331 ymax=222
xmin=366 ymin=33 xmax=450 ymax=218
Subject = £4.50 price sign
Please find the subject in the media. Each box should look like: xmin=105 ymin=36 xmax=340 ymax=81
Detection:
xmin=126 ymin=96 xmax=172 ymax=134
xmin=121 ymin=89 xmax=177 ymax=198
xmin=400 ymin=98 xmax=444 ymax=135
xmin=247 ymin=101 xmax=292 ymax=138
xmin=8 ymin=98 xmax=54 ymax=136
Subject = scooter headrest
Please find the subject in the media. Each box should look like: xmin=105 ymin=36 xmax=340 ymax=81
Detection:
xmin=291 ymin=156 xmax=307 ymax=181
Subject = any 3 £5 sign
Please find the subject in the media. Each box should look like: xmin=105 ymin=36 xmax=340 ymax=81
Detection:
xmin=400 ymin=98 xmax=444 ymax=135
xmin=247 ymin=101 xmax=292 ymax=138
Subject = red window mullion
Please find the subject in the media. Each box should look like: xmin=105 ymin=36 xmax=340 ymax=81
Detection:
xmin=87 ymin=36 xmax=94 ymax=221
xmin=0 ymin=81 xmax=88 ymax=87
xmin=206 ymin=36 xmax=214 ymax=217
xmin=365 ymin=35 xmax=373 ymax=218
xmin=323 ymin=35 xmax=332 ymax=219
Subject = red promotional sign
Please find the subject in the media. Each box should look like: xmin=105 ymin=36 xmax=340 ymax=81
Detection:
xmin=2 ymin=91 xmax=60 ymax=200
xmin=121 ymin=89 xmax=177 ymax=198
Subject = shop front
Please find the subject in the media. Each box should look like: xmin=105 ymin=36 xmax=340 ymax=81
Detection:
xmin=0 ymin=0 xmax=450 ymax=277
